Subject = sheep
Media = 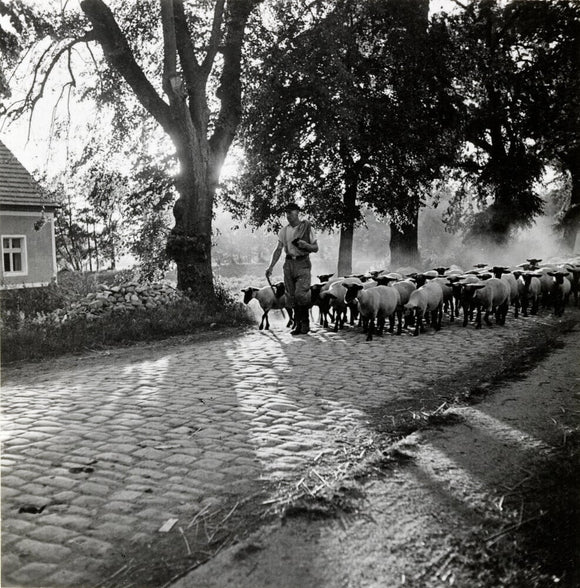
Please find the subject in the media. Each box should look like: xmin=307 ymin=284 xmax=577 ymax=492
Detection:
xmin=343 ymin=282 xmax=401 ymax=341
xmin=456 ymin=278 xmax=510 ymax=329
xmin=241 ymin=283 xmax=293 ymax=330
xmin=537 ymin=267 xmax=557 ymax=308
xmin=491 ymin=267 xmax=521 ymax=318
xmin=563 ymin=263 xmax=580 ymax=306
xmin=548 ymin=270 xmax=572 ymax=317
xmin=433 ymin=267 xmax=450 ymax=276
xmin=404 ymin=280 xmax=443 ymax=336
xmin=323 ymin=277 xmax=365 ymax=331
xmin=374 ymin=275 xmax=416 ymax=327
xmin=374 ymin=275 xmax=416 ymax=306
xmin=446 ymin=274 xmax=480 ymax=326
xmin=518 ymin=271 xmax=542 ymax=316
xmin=414 ymin=271 xmax=455 ymax=322
xmin=310 ymin=277 xmax=341 ymax=327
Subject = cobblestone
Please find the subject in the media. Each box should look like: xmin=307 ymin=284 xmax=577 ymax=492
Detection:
xmin=2 ymin=309 xmax=578 ymax=587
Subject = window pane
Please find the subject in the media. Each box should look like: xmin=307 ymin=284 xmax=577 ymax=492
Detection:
xmin=13 ymin=253 xmax=22 ymax=271
xmin=2 ymin=238 xmax=9 ymax=249
xmin=12 ymin=238 xmax=21 ymax=249
xmin=4 ymin=253 xmax=11 ymax=271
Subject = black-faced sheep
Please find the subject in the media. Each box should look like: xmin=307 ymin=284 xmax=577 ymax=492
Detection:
xmin=241 ymin=283 xmax=293 ymax=330
xmin=343 ymin=282 xmax=401 ymax=341
xmin=404 ymin=281 xmax=443 ymax=336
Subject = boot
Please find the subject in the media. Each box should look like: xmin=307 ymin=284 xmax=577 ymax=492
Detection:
xmin=299 ymin=307 xmax=310 ymax=334
xmin=291 ymin=306 xmax=310 ymax=335
xmin=290 ymin=307 xmax=302 ymax=335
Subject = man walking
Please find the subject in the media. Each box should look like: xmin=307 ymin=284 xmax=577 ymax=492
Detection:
xmin=265 ymin=203 xmax=318 ymax=335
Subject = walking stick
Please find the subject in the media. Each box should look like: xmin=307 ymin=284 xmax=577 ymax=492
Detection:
xmin=266 ymin=274 xmax=287 ymax=320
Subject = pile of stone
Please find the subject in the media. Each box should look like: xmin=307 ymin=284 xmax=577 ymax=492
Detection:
xmin=55 ymin=282 xmax=187 ymax=321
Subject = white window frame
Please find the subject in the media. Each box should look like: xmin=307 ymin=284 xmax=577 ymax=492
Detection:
xmin=2 ymin=235 xmax=28 ymax=276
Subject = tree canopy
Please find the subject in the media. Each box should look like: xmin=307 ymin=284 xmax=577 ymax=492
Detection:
xmin=234 ymin=0 xmax=461 ymax=272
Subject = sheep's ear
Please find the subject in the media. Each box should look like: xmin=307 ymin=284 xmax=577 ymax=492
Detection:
xmin=472 ymin=283 xmax=486 ymax=289
xmin=354 ymin=283 xmax=364 ymax=291
xmin=547 ymin=271 xmax=555 ymax=276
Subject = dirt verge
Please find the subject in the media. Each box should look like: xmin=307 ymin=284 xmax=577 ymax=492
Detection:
xmin=169 ymin=318 xmax=580 ymax=588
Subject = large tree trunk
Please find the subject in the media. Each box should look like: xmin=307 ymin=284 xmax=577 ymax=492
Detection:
xmin=337 ymin=225 xmax=354 ymax=277
xmin=337 ymin=170 xmax=358 ymax=276
xmin=81 ymin=0 xmax=257 ymax=302
xmin=166 ymin=167 xmax=215 ymax=299
xmin=390 ymin=213 xmax=420 ymax=269
xmin=562 ymin=148 xmax=580 ymax=252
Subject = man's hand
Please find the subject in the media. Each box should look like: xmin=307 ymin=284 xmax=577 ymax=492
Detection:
xmin=265 ymin=267 xmax=273 ymax=278
xmin=295 ymin=239 xmax=309 ymax=249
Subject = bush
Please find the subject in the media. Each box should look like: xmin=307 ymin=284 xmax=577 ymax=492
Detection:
xmin=1 ymin=296 xmax=253 ymax=364
xmin=1 ymin=271 xmax=259 ymax=364
xmin=1 ymin=284 xmax=69 ymax=318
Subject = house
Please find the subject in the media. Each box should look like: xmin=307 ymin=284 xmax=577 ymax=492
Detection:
xmin=0 ymin=139 xmax=59 ymax=289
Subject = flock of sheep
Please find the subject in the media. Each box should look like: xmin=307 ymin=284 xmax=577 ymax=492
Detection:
xmin=242 ymin=256 xmax=580 ymax=341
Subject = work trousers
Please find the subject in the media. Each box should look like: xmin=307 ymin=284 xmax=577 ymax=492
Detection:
xmin=283 ymin=257 xmax=312 ymax=308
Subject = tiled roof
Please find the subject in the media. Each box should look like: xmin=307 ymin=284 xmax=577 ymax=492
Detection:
xmin=0 ymin=140 xmax=59 ymax=208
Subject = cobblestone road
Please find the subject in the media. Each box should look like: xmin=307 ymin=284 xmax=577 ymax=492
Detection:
xmin=2 ymin=308 xmax=577 ymax=587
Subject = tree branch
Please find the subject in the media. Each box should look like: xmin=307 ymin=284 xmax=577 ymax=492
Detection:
xmin=160 ymin=0 xmax=180 ymax=105
xmin=172 ymin=0 xmax=208 ymax=136
xmin=209 ymin=0 xmax=261 ymax=167
xmin=202 ymin=0 xmax=226 ymax=75
xmin=172 ymin=0 xmax=201 ymax=88
xmin=80 ymin=0 xmax=174 ymax=135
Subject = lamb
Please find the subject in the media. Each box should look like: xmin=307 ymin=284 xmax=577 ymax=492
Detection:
xmin=343 ymin=282 xmax=401 ymax=341
xmin=241 ymin=283 xmax=293 ymax=330
xmin=404 ymin=280 xmax=443 ymax=336
xmin=548 ymin=270 xmax=572 ymax=317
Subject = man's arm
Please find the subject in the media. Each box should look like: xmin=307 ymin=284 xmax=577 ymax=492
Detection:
xmin=295 ymin=239 xmax=318 ymax=253
xmin=266 ymin=242 xmax=284 ymax=278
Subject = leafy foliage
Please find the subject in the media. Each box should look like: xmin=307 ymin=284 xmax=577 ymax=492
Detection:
xmin=437 ymin=0 xmax=579 ymax=243
xmin=236 ymin=0 xmax=460 ymax=233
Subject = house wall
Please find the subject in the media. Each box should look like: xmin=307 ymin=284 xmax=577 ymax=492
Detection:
xmin=0 ymin=210 xmax=57 ymax=288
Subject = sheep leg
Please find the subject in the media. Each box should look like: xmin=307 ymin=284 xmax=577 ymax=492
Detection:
xmin=259 ymin=313 xmax=265 ymax=330
xmin=484 ymin=308 xmax=493 ymax=327
xmin=475 ymin=306 xmax=483 ymax=329
xmin=396 ymin=308 xmax=403 ymax=335
xmin=449 ymin=298 xmax=455 ymax=322
xmin=377 ymin=315 xmax=385 ymax=335
xmin=264 ymin=311 xmax=270 ymax=330
xmin=462 ymin=303 xmax=470 ymax=327
xmin=413 ymin=309 xmax=422 ymax=336
xmin=432 ymin=308 xmax=441 ymax=331
xmin=366 ymin=318 xmax=375 ymax=341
